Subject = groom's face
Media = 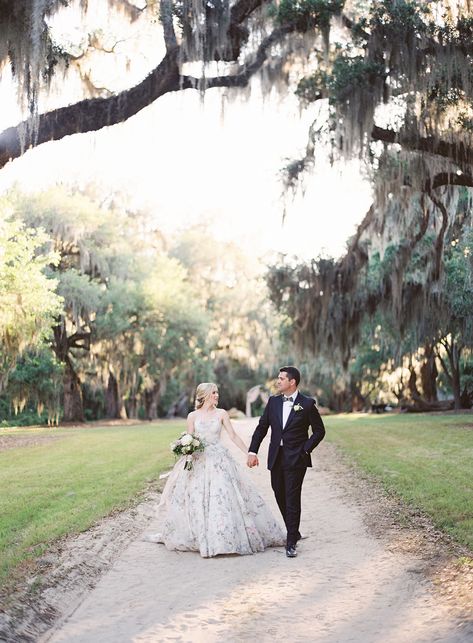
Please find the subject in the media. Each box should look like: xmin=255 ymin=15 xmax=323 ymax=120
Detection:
xmin=277 ymin=371 xmax=296 ymax=394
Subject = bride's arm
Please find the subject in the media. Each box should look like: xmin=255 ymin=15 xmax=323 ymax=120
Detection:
xmin=186 ymin=412 xmax=195 ymax=434
xmin=221 ymin=411 xmax=248 ymax=455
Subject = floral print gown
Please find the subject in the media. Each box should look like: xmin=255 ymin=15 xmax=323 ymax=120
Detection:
xmin=149 ymin=417 xmax=285 ymax=557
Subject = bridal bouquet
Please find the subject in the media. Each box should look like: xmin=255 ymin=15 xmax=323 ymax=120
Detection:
xmin=171 ymin=432 xmax=205 ymax=470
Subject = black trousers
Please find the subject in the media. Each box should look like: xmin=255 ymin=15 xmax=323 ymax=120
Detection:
xmin=270 ymin=447 xmax=307 ymax=547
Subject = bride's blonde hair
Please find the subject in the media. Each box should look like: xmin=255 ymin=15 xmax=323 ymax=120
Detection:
xmin=194 ymin=382 xmax=218 ymax=410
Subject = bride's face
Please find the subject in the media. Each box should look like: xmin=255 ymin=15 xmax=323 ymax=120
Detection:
xmin=209 ymin=388 xmax=219 ymax=406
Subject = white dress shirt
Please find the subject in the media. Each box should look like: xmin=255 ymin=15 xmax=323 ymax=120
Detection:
xmin=281 ymin=389 xmax=298 ymax=444
xmin=282 ymin=390 xmax=298 ymax=428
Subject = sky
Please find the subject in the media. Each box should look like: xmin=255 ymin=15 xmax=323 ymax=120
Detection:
xmin=0 ymin=3 xmax=373 ymax=263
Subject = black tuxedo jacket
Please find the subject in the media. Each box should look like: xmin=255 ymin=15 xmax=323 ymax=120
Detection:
xmin=249 ymin=392 xmax=326 ymax=470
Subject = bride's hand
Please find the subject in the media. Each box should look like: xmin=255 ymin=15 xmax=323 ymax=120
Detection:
xmin=247 ymin=454 xmax=259 ymax=468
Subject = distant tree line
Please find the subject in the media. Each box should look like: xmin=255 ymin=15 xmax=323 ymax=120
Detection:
xmin=0 ymin=186 xmax=278 ymax=425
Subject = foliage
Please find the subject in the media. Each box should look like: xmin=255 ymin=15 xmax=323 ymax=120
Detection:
xmin=328 ymin=55 xmax=386 ymax=104
xmin=169 ymin=222 xmax=280 ymax=402
xmin=2 ymin=349 xmax=63 ymax=423
xmin=274 ymin=0 xmax=344 ymax=31
xmin=0 ymin=215 xmax=62 ymax=388
xmin=443 ymin=227 xmax=473 ymax=341
xmin=370 ymin=0 xmax=428 ymax=39
xmin=295 ymin=69 xmax=328 ymax=104
xmin=0 ymin=188 xmax=278 ymax=424
xmin=296 ymin=55 xmax=385 ymax=105
xmin=267 ymin=191 xmax=473 ymax=410
xmin=3 ymin=1 xmax=473 ymax=415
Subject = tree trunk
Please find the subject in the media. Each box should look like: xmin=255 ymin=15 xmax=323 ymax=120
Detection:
xmin=350 ymin=383 xmax=366 ymax=412
xmin=408 ymin=366 xmax=421 ymax=400
xmin=106 ymin=371 xmax=121 ymax=418
xmin=460 ymin=386 xmax=473 ymax=409
xmin=451 ymin=353 xmax=462 ymax=411
xmin=420 ymin=344 xmax=438 ymax=402
xmin=402 ymin=399 xmax=454 ymax=412
xmin=63 ymin=358 xmax=84 ymax=422
xmin=145 ymin=384 xmax=160 ymax=420
xmin=126 ymin=395 xmax=139 ymax=419
xmin=328 ymin=389 xmax=351 ymax=413
xmin=438 ymin=337 xmax=463 ymax=411
xmin=52 ymin=319 xmax=90 ymax=423
xmin=125 ymin=390 xmax=139 ymax=419
xmin=402 ymin=364 xmax=447 ymax=411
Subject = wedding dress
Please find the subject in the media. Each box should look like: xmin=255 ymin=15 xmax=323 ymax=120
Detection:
xmin=148 ymin=417 xmax=285 ymax=557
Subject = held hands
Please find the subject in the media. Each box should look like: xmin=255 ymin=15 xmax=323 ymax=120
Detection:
xmin=247 ymin=454 xmax=259 ymax=468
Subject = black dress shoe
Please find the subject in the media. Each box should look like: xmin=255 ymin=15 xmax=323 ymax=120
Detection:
xmin=286 ymin=545 xmax=297 ymax=558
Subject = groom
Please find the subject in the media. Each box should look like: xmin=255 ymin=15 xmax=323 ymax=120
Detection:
xmin=247 ymin=366 xmax=325 ymax=558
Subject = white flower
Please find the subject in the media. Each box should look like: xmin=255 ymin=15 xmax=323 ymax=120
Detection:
xmin=180 ymin=434 xmax=193 ymax=446
xmin=192 ymin=439 xmax=200 ymax=447
xmin=293 ymin=404 xmax=303 ymax=412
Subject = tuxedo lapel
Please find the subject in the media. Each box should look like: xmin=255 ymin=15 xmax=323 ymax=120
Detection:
xmin=277 ymin=394 xmax=284 ymax=430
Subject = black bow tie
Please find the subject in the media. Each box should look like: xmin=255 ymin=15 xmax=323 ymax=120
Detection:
xmin=284 ymin=396 xmax=294 ymax=403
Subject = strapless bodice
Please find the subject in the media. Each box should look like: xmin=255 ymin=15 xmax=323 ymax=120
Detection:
xmin=194 ymin=417 xmax=222 ymax=445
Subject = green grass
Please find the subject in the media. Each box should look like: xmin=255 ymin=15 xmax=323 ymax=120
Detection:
xmin=324 ymin=413 xmax=473 ymax=549
xmin=0 ymin=421 xmax=185 ymax=590
xmin=2 ymin=414 xmax=473 ymax=592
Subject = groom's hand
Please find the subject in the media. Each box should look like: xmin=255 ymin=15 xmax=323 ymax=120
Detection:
xmin=247 ymin=454 xmax=259 ymax=468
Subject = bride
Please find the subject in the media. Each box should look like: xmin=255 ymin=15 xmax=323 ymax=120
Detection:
xmin=148 ymin=382 xmax=285 ymax=557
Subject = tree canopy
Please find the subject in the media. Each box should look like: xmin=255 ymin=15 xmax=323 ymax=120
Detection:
xmin=0 ymin=186 xmax=279 ymax=424
xmin=1 ymin=0 xmax=472 ymax=417
xmin=0 ymin=1 xmax=471 ymax=186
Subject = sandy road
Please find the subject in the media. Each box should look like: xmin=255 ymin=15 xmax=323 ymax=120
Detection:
xmin=43 ymin=420 xmax=472 ymax=643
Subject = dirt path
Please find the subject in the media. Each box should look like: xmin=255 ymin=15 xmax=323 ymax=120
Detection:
xmin=29 ymin=420 xmax=473 ymax=642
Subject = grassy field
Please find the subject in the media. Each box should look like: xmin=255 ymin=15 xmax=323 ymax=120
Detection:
xmin=0 ymin=421 xmax=185 ymax=590
xmin=324 ymin=413 xmax=473 ymax=549
xmin=1 ymin=413 xmax=472 ymax=593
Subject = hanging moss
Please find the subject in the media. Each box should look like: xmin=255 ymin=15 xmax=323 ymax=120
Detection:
xmin=175 ymin=0 xmax=233 ymax=63
xmin=267 ymin=180 xmax=472 ymax=370
xmin=0 ymin=1 xmax=72 ymax=110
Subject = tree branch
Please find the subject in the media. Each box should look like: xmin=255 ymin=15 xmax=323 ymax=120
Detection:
xmin=339 ymin=13 xmax=370 ymax=41
xmin=439 ymin=336 xmax=453 ymax=361
xmin=371 ymin=125 xmax=473 ymax=167
xmin=230 ymin=0 xmax=265 ymax=23
xmin=428 ymin=192 xmax=450 ymax=280
xmin=0 ymin=47 xmax=182 ymax=169
xmin=160 ymin=0 xmax=177 ymax=51
xmin=0 ymin=18 xmax=293 ymax=169
xmin=425 ymin=172 xmax=473 ymax=190
xmin=180 ymin=25 xmax=294 ymax=90
xmin=68 ymin=331 xmax=91 ymax=352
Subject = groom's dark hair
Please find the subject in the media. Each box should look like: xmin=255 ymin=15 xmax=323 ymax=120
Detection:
xmin=279 ymin=366 xmax=301 ymax=386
